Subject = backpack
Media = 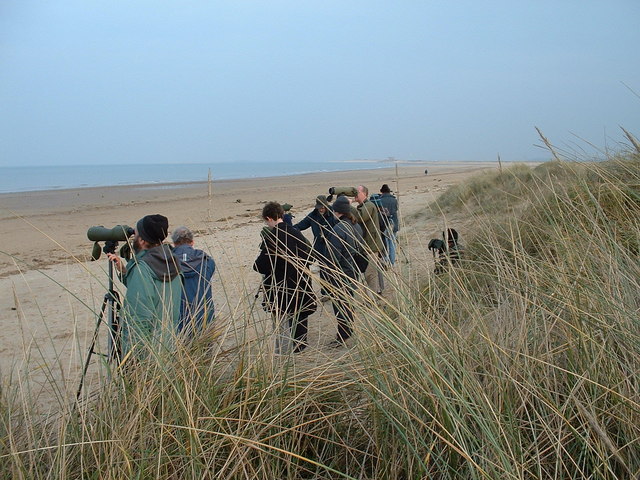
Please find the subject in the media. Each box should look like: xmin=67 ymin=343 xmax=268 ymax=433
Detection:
xmin=353 ymin=248 xmax=369 ymax=273
xmin=369 ymin=194 xmax=390 ymax=233
xmin=344 ymin=221 xmax=368 ymax=273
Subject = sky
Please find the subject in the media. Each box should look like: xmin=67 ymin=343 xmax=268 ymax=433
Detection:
xmin=1 ymin=1 xmax=638 ymax=167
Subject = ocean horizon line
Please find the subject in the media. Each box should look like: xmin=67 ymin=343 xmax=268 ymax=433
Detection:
xmin=3 ymin=160 xmax=438 ymax=194
xmin=2 ymin=158 xmax=436 ymax=170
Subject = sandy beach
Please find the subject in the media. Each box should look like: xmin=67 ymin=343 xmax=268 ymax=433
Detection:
xmin=0 ymin=162 xmax=498 ymax=405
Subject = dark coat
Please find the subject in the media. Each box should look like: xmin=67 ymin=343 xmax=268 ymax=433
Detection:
xmin=253 ymin=222 xmax=317 ymax=317
xmin=379 ymin=193 xmax=399 ymax=233
xmin=294 ymin=208 xmax=337 ymax=263
xmin=327 ymin=219 xmax=363 ymax=279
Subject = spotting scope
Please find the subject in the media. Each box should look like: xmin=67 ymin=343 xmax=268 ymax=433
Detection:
xmin=327 ymin=186 xmax=357 ymax=202
xmin=87 ymin=225 xmax=134 ymax=242
xmin=328 ymin=186 xmax=357 ymax=197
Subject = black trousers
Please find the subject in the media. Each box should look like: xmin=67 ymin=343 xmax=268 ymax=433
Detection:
xmin=328 ymin=275 xmax=355 ymax=342
xmin=290 ymin=312 xmax=309 ymax=346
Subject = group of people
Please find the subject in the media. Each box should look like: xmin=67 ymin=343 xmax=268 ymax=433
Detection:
xmin=106 ymin=181 xmax=462 ymax=360
xmin=253 ymin=184 xmax=399 ymax=352
xmin=107 ymin=214 xmax=215 ymax=361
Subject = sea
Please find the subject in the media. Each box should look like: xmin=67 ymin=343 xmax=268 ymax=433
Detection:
xmin=0 ymin=160 xmax=399 ymax=194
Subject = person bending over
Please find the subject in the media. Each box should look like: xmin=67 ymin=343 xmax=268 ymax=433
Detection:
xmin=434 ymin=228 xmax=463 ymax=274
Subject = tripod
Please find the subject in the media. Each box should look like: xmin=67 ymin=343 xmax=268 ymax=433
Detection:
xmin=76 ymin=241 xmax=123 ymax=401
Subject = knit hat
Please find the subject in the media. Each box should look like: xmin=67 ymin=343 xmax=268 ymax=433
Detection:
xmin=333 ymin=195 xmax=351 ymax=214
xmin=380 ymin=183 xmax=391 ymax=193
xmin=136 ymin=214 xmax=169 ymax=244
xmin=315 ymin=195 xmax=329 ymax=209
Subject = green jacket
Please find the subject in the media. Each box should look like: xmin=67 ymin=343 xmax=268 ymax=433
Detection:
xmin=120 ymin=245 xmax=182 ymax=358
xmin=356 ymin=200 xmax=384 ymax=254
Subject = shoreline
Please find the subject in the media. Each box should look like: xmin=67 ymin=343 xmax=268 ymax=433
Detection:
xmin=1 ymin=159 xmax=461 ymax=196
xmin=0 ymin=161 xmax=502 ymax=218
xmin=0 ymin=162 xmax=501 ymax=279
xmin=0 ymin=164 xmax=390 ymax=196
xmin=0 ymin=159 xmax=493 ymax=196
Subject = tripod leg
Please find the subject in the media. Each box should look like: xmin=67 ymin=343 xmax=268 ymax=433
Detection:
xmin=76 ymin=294 xmax=109 ymax=401
xmin=107 ymin=290 xmax=122 ymax=364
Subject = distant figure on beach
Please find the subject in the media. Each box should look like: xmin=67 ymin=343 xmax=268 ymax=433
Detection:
xmin=107 ymin=214 xmax=182 ymax=359
xmin=171 ymin=226 xmax=216 ymax=338
xmin=254 ymin=202 xmax=317 ymax=354
xmin=355 ymin=185 xmax=385 ymax=294
xmin=434 ymin=228 xmax=463 ymax=274
xmin=294 ymin=195 xmax=337 ymax=301
xmin=325 ymin=195 xmax=365 ymax=347
xmin=378 ymin=184 xmax=399 ymax=265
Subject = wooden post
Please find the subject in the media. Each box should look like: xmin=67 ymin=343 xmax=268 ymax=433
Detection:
xmin=207 ymin=168 xmax=212 ymax=221
xmin=394 ymin=161 xmax=400 ymax=206
xmin=497 ymin=153 xmax=503 ymax=174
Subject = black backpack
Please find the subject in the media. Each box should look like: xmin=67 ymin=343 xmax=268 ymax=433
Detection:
xmin=345 ymin=221 xmax=368 ymax=273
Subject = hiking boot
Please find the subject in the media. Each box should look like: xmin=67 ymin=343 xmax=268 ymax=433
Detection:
xmin=292 ymin=343 xmax=308 ymax=354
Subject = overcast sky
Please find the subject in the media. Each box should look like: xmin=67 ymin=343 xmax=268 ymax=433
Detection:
xmin=1 ymin=1 xmax=638 ymax=167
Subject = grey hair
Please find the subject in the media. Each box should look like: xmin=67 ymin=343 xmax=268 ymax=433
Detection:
xmin=171 ymin=226 xmax=194 ymax=245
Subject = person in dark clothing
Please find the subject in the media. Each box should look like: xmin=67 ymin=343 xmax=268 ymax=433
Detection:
xmin=254 ymin=202 xmax=317 ymax=354
xmin=325 ymin=195 xmax=364 ymax=347
xmin=294 ymin=195 xmax=338 ymax=301
xmin=434 ymin=228 xmax=463 ymax=274
xmin=378 ymin=184 xmax=400 ymax=265
xmin=171 ymin=226 xmax=216 ymax=338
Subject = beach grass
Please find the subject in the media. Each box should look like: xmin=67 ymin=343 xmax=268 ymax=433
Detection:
xmin=1 ymin=153 xmax=639 ymax=479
